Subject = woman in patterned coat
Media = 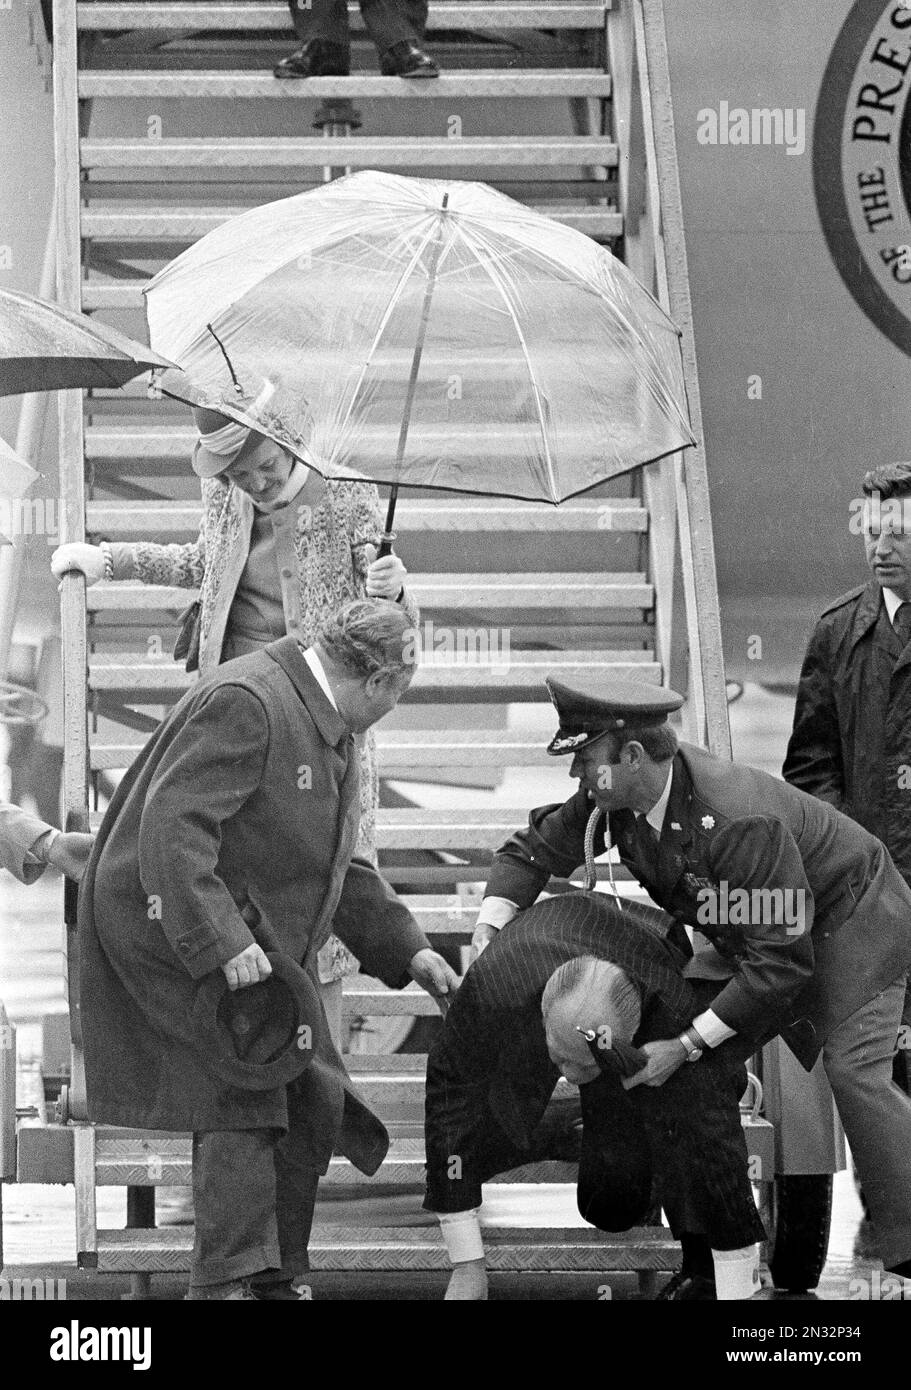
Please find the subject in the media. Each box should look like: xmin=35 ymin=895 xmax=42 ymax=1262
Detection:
xmin=52 ymin=404 xmax=419 ymax=1033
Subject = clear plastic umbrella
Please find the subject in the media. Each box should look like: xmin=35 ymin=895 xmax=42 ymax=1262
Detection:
xmin=146 ymin=171 xmax=695 ymax=527
xmin=0 ymin=287 xmax=173 ymax=396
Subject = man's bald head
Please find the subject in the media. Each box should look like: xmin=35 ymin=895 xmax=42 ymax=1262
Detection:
xmin=541 ymin=956 xmax=641 ymax=1085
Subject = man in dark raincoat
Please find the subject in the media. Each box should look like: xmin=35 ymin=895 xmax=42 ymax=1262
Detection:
xmin=78 ymin=599 xmax=457 ymax=1300
xmin=784 ymin=460 xmax=911 ymax=1093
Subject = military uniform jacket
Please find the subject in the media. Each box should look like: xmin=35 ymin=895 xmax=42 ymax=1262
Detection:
xmin=78 ymin=637 xmax=429 ymax=1171
xmin=485 ymin=743 xmax=911 ymax=1068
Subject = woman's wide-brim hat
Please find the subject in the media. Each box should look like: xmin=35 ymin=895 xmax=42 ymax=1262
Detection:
xmin=190 ymin=952 xmax=324 ymax=1091
xmin=156 ymin=366 xmax=313 ymax=478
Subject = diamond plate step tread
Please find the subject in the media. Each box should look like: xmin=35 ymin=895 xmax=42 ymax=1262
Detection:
xmin=85 ymin=575 xmax=654 ymax=613
xmin=76 ymin=3 xmax=612 ymax=32
xmin=79 ymin=70 xmax=613 ymax=99
xmin=80 ymin=207 xmax=623 ymax=247
xmin=83 ymin=423 xmax=628 ymax=460
xmin=87 ymin=731 xmax=591 ymax=771
xmin=91 ymin=1224 xmax=678 ymax=1274
xmin=79 ymin=807 xmax=534 ymax=852
xmin=85 ymin=654 xmax=658 ymax=716
xmin=85 ymin=498 xmax=647 ymax=536
xmin=80 ymin=136 xmax=619 ymax=169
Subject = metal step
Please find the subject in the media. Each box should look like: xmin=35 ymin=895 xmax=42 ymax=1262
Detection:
xmin=89 ymin=1128 xmax=579 ymax=1188
xmin=83 ymin=424 xmax=631 ymax=469
xmin=86 ymin=499 xmax=646 ymax=538
xmin=79 ymin=70 xmax=612 ymax=99
xmin=80 ymin=136 xmax=619 ymax=170
xmin=88 ymin=1224 xmax=678 ymax=1274
xmin=85 ymin=651 xmax=657 ymax=716
xmin=88 ymin=729 xmax=564 ymax=772
xmin=76 ymin=3 xmax=612 ymax=32
xmin=80 ymin=206 xmax=621 ymax=249
xmin=343 ymin=984 xmax=456 ymax=1015
xmin=86 ymin=575 xmax=653 ymax=615
xmin=80 ymin=818 xmax=626 ymax=889
xmin=80 ymin=806 xmax=532 ymax=851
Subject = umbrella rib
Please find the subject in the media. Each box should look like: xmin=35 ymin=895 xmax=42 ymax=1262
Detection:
xmin=332 ymin=216 xmax=445 ymax=451
xmin=454 ymin=220 xmax=559 ymax=504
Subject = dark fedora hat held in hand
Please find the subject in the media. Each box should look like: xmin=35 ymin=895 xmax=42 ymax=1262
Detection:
xmin=190 ymin=953 xmax=323 ymax=1091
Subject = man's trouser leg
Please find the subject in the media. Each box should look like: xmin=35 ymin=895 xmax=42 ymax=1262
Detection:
xmin=822 ymin=974 xmax=911 ymax=1270
xmin=404 ymin=0 xmax=429 ymax=39
xmin=192 ymin=1085 xmax=323 ymax=1288
xmin=359 ymin=0 xmax=423 ymax=52
xmin=633 ymin=1046 xmax=766 ymax=1251
xmin=269 ymin=1073 xmax=324 ymax=1278
xmin=630 ymin=982 xmax=766 ymax=1252
xmin=287 ymin=0 xmax=350 ymax=46
xmin=191 ymin=1130 xmax=282 ymax=1288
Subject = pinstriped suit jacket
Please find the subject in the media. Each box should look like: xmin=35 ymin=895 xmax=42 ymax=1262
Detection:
xmin=423 ymin=892 xmax=696 ymax=1212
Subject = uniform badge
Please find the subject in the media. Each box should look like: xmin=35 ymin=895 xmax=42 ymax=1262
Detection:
xmin=682 ymin=870 xmax=716 ymax=896
xmin=550 ymin=730 xmax=589 ymax=753
xmin=701 ymin=815 xmax=715 ymax=829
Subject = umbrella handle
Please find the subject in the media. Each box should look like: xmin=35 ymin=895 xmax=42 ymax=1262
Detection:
xmin=376 ymin=485 xmax=398 ymax=557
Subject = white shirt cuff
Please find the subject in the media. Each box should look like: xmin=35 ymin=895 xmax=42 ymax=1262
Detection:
xmin=477 ymin=897 xmax=520 ymax=930
xmin=691 ymin=1009 xmax=736 ymax=1047
xmin=438 ymin=1209 xmax=485 ymax=1263
xmin=26 ymin=827 xmax=59 ymax=865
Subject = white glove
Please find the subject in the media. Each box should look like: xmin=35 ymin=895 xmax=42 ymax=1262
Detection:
xmin=51 ymin=542 xmax=106 ymax=586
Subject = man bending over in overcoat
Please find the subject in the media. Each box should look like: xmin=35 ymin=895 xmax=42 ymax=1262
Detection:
xmin=79 ymin=598 xmax=458 ymax=1300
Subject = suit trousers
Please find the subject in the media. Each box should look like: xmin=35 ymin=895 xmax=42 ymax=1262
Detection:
xmin=190 ymin=1086 xmax=322 ymax=1286
xmin=288 ymin=0 xmax=428 ymax=51
xmin=822 ymin=972 xmax=911 ymax=1269
xmin=622 ymin=979 xmax=767 ymax=1251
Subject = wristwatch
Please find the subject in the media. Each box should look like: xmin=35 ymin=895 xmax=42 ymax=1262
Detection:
xmin=678 ymin=1028 xmax=704 ymax=1062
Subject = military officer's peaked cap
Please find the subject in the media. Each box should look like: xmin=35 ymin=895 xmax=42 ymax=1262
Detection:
xmin=544 ymin=676 xmax=684 ymax=756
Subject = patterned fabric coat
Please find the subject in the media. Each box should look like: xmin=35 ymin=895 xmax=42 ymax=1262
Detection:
xmin=109 ymin=466 xmax=419 ymax=981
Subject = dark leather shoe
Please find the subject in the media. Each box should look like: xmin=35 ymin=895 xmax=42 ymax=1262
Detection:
xmin=379 ymin=41 xmax=439 ymax=78
xmin=273 ymin=40 xmax=350 ymax=78
xmin=655 ymin=1270 xmax=717 ymax=1301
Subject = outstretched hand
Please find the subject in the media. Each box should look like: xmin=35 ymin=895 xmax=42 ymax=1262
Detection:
xmin=408 ymin=948 xmax=460 ymax=1015
xmin=622 ymin=1038 xmax=688 ymax=1089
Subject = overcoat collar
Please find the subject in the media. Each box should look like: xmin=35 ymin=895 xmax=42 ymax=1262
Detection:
xmin=264 ymin=636 xmax=350 ymax=749
xmin=847 ymin=580 xmax=887 ymax=654
xmin=845 ymin=581 xmax=911 ymax=678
